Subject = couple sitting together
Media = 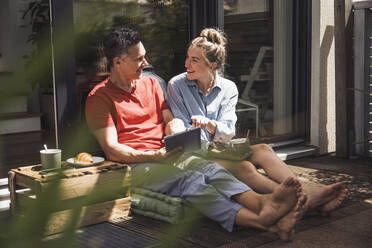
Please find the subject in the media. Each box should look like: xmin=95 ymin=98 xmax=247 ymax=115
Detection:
xmin=85 ymin=27 xmax=347 ymax=241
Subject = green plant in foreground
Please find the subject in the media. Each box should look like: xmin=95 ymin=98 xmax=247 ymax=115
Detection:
xmin=0 ymin=1 xmax=203 ymax=247
xmin=22 ymin=0 xmax=53 ymax=93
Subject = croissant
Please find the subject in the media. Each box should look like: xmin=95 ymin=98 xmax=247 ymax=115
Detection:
xmin=75 ymin=152 xmax=94 ymax=163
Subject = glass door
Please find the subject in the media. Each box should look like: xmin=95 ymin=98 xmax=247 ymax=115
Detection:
xmin=59 ymin=0 xmax=190 ymax=155
xmin=224 ymin=0 xmax=305 ymax=143
xmin=72 ymin=0 xmax=189 ymax=85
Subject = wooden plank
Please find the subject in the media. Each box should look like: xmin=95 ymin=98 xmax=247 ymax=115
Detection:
xmin=354 ymin=9 xmax=368 ymax=155
xmin=368 ymin=9 xmax=372 ymax=157
xmin=40 ymin=170 xmax=130 ymax=200
xmin=14 ymin=185 xmax=129 ymax=213
xmin=112 ymin=214 xmax=263 ymax=248
xmin=11 ymin=161 xmax=129 ymax=182
xmin=9 ymin=162 xmax=132 ymax=236
xmin=0 ymin=113 xmax=43 ymax=120
xmin=0 ymin=131 xmax=42 ymax=145
xmin=8 ymin=171 xmax=16 ymax=214
xmin=14 ymin=189 xmax=35 ymax=207
xmin=111 ymin=215 xmax=197 ymax=248
xmin=45 ymin=197 xmax=131 ymax=235
xmin=11 ymin=163 xmax=130 ymax=200
xmin=13 ymin=173 xmax=41 ymax=192
xmin=353 ymin=1 xmax=372 ymax=10
xmin=224 ymin=12 xmax=269 ymax=24
xmin=346 ymin=0 xmax=355 ymax=157
xmin=334 ymin=0 xmax=349 ymax=157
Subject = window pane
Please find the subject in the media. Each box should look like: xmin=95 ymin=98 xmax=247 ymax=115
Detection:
xmin=73 ymin=0 xmax=189 ymax=82
xmin=224 ymin=0 xmax=297 ymax=142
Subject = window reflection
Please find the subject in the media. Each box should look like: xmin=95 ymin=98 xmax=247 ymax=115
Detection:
xmin=73 ymin=0 xmax=189 ymax=85
xmin=224 ymin=0 xmax=273 ymax=140
xmin=224 ymin=0 xmax=296 ymax=142
xmin=73 ymin=0 xmax=189 ymax=155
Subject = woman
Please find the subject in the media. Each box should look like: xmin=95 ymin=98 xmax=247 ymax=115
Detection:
xmin=167 ymin=28 xmax=347 ymax=215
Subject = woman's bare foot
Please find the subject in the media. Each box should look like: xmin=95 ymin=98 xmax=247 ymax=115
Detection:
xmin=319 ymin=188 xmax=348 ymax=216
xmin=259 ymin=177 xmax=302 ymax=226
xmin=304 ymin=183 xmax=347 ymax=214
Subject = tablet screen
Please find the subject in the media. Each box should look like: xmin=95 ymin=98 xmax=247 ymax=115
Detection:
xmin=164 ymin=127 xmax=201 ymax=152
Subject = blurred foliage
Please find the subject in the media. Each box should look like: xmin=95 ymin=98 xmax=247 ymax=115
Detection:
xmin=0 ymin=160 xmax=204 ymax=248
xmin=18 ymin=0 xmax=189 ymax=92
xmin=0 ymin=1 xmax=199 ymax=247
xmin=0 ymin=168 xmax=131 ymax=248
xmin=141 ymin=0 xmax=189 ymax=81
xmin=22 ymin=0 xmax=53 ymax=93
xmin=74 ymin=0 xmax=188 ymax=81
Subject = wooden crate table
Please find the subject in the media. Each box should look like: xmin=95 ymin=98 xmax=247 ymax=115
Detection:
xmin=8 ymin=161 xmax=131 ymax=235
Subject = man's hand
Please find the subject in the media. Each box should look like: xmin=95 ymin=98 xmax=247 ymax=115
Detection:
xmin=145 ymin=147 xmax=183 ymax=162
xmin=165 ymin=118 xmax=186 ymax=136
xmin=191 ymin=115 xmax=216 ymax=134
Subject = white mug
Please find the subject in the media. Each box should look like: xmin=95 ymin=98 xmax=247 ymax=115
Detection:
xmin=40 ymin=149 xmax=62 ymax=169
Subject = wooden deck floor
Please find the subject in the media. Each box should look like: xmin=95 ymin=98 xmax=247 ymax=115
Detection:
xmin=48 ymin=155 xmax=372 ymax=248
xmin=2 ymin=134 xmax=371 ymax=248
xmin=67 ymin=200 xmax=371 ymax=248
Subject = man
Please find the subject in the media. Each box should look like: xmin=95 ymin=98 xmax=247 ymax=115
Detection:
xmin=85 ymin=28 xmax=306 ymax=240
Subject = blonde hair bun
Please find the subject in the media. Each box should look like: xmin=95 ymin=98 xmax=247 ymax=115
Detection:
xmin=200 ymin=28 xmax=226 ymax=47
xmin=190 ymin=27 xmax=227 ymax=72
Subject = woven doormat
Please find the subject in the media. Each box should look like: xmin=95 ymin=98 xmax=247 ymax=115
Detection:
xmin=287 ymin=165 xmax=372 ymax=206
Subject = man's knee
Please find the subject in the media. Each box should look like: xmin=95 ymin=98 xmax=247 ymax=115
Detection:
xmin=253 ymin=143 xmax=274 ymax=153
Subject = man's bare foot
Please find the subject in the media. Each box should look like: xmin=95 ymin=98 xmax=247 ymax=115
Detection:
xmin=267 ymin=224 xmax=295 ymax=241
xmin=259 ymin=177 xmax=302 ymax=226
xmin=266 ymin=194 xmax=307 ymax=241
xmin=304 ymin=183 xmax=347 ymax=214
xmin=277 ymin=194 xmax=307 ymax=232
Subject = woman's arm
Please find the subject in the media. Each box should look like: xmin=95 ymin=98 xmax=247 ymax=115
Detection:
xmin=212 ymin=86 xmax=238 ymax=142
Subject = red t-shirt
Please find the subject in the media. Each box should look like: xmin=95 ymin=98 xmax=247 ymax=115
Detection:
xmin=85 ymin=76 xmax=168 ymax=151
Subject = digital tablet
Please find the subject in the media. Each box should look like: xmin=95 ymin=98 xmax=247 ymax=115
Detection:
xmin=164 ymin=127 xmax=201 ymax=153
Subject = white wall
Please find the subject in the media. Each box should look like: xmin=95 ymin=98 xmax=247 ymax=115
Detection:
xmin=311 ymin=0 xmax=336 ymax=154
xmin=273 ymin=0 xmax=293 ymax=135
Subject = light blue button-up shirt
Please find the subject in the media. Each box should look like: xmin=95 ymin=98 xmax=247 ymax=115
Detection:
xmin=167 ymin=72 xmax=238 ymax=142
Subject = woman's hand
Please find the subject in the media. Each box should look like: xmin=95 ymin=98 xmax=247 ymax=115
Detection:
xmin=191 ymin=115 xmax=216 ymax=134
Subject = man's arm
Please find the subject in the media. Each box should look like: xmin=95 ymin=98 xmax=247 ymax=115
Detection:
xmin=162 ymin=109 xmax=174 ymax=124
xmin=93 ymin=126 xmax=173 ymax=163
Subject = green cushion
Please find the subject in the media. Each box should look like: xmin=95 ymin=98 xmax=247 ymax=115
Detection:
xmin=131 ymin=187 xmax=190 ymax=224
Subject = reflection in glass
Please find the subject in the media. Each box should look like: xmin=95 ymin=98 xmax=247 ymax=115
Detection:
xmin=72 ymin=0 xmax=189 ymax=155
xmin=224 ymin=0 xmax=295 ymax=142
xmin=73 ymin=0 xmax=189 ymax=85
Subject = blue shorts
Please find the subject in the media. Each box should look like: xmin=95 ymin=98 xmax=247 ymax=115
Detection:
xmin=130 ymin=155 xmax=251 ymax=232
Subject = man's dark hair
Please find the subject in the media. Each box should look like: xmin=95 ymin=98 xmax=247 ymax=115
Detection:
xmin=103 ymin=28 xmax=141 ymax=70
